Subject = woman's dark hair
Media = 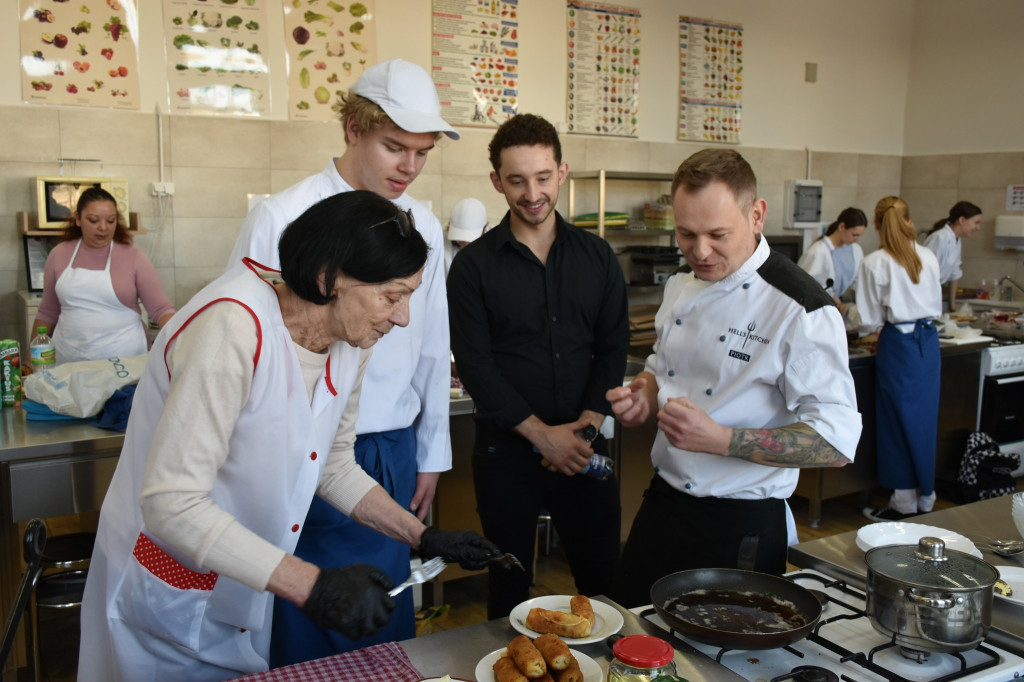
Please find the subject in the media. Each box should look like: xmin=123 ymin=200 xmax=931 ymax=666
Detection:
xmin=824 ymin=207 xmax=867 ymax=236
xmin=929 ymin=200 xmax=982 ymax=234
xmin=62 ymin=187 xmax=132 ymax=245
xmin=488 ymin=113 xmax=562 ymax=172
xmin=278 ymin=190 xmax=429 ymax=305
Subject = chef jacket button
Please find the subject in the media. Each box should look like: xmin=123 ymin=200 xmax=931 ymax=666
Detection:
xmin=742 ymin=283 xmax=751 ymax=289
xmin=240 ymin=628 xmax=247 ymax=633
xmin=719 ymin=335 xmax=726 ymax=342
xmin=705 ymin=388 xmax=712 ymax=395
xmin=310 ymin=451 xmax=317 ymax=461
xmin=684 ymin=482 xmax=692 ymax=490
xmin=675 ymin=318 xmax=682 ymax=325
xmin=668 ymin=370 xmax=675 ymax=377
xmin=552 ymin=316 xmax=557 ymax=322
xmin=653 ymin=466 xmax=660 ymax=473
xmin=555 ymin=353 xmax=561 ymax=359
xmin=291 ymin=524 xmax=300 ymax=533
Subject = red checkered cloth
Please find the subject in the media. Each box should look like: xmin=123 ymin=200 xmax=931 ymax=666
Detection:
xmin=231 ymin=642 xmax=423 ymax=682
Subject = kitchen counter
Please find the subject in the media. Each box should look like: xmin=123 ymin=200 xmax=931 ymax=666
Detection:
xmin=788 ymin=495 xmax=1024 ymax=656
xmin=399 ymin=595 xmax=747 ymax=681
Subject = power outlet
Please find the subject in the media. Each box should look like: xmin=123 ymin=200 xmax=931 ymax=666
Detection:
xmin=151 ymin=182 xmax=175 ymax=197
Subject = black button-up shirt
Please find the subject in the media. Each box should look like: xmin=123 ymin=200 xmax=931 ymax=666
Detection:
xmin=447 ymin=211 xmax=629 ymax=431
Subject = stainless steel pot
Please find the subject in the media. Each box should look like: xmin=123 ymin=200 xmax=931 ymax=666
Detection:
xmin=864 ymin=536 xmax=999 ymax=653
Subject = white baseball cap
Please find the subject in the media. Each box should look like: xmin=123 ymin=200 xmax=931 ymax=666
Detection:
xmin=351 ymin=59 xmax=460 ymax=140
xmin=448 ymin=198 xmax=488 ymax=242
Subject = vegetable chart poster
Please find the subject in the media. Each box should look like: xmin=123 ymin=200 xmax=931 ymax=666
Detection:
xmin=565 ymin=1 xmax=641 ymax=138
xmin=678 ymin=15 xmax=743 ymax=144
xmin=19 ymin=0 xmax=141 ymax=109
xmin=162 ymin=0 xmax=271 ymax=116
xmin=284 ymin=1 xmax=377 ymax=122
xmin=431 ymin=0 xmax=519 ymax=128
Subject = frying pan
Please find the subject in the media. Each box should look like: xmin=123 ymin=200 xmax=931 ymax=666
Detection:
xmin=650 ymin=568 xmax=822 ymax=650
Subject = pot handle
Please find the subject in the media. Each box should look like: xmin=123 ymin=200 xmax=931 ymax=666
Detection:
xmin=906 ymin=590 xmax=955 ymax=609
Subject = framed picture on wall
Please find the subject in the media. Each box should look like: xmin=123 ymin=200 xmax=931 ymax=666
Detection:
xmin=23 ymin=235 xmax=59 ymax=292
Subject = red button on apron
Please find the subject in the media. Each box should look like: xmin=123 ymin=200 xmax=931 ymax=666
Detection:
xmin=310 ymin=451 xmax=318 ymax=460
xmin=291 ymin=524 xmax=300 ymax=532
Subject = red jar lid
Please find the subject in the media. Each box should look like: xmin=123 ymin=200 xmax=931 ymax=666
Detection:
xmin=612 ymin=634 xmax=674 ymax=667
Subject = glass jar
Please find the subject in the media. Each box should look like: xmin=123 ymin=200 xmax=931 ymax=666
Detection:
xmin=607 ymin=635 xmax=678 ymax=681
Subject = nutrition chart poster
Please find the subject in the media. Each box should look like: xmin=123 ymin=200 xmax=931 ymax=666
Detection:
xmin=284 ymin=0 xmax=377 ymax=122
xmin=161 ymin=0 xmax=271 ymax=116
xmin=566 ymin=0 xmax=640 ymax=137
xmin=678 ymin=15 xmax=743 ymax=144
xmin=19 ymin=0 xmax=140 ymax=109
xmin=431 ymin=0 xmax=519 ymax=128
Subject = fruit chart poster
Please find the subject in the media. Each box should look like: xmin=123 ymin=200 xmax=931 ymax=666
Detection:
xmin=19 ymin=0 xmax=140 ymax=109
xmin=431 ymin=0 xmax=519 ymax=128
xmin=162 ymin=0 xmax=270 ymax=117
xmin=284 ymin=1 xmax=377 ymax=122
xmin=565 ymin=1 xmax=640 ymax=138
xmin=678 ymin=15 xmax=743 ymax=144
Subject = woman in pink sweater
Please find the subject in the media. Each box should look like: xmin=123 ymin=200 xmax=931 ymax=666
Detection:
xmin=30 ymin=187 xmax=175 ymax=367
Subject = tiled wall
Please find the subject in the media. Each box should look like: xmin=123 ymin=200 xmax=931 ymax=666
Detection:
xmin=2 ymin=104 xmax=1018 ymax=343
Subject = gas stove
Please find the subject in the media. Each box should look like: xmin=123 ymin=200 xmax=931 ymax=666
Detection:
xmin=981 ymin=337 xmax=1024 ymax=377
xmin=638 ymin=570 xmax=1024 ymax=682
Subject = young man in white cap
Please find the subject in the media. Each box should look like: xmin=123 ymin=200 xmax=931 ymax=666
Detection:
xmin=228 ymin=59 xmax=468 ymax=665
xmin=444 ymin=197 xmax=489 ymax=274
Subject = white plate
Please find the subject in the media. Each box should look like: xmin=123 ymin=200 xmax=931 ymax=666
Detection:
xmin=474 ymin=647 xmax=602 ymax=682
xmin=995 ymin=566 xmax=1024 ymax=605
xmin=856 ymin=522 xmax=982 ymax=558
xmin=509 ymin=595 xmax=624 ymax=644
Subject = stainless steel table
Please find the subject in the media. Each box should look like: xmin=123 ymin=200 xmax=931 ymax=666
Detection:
xmin=788 ymin=495 xmax=1024 ymax=655
xmin=399 ymin=595 xmax=746 ymax=681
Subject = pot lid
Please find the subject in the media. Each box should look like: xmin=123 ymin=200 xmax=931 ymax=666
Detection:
xmin=865 ymin=536 xmax=998 ymax=589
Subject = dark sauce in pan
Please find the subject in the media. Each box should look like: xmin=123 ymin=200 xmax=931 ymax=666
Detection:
xmin=667 ymin=589 xmax=806 ymax=633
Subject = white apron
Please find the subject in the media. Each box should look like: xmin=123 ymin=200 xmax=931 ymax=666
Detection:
xmin=52 ymin=240 xmax=147 ymax=363
xmin=78 ymin=261 xmax=363 ymax=681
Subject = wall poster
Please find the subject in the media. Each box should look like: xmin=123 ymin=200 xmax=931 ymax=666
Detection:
xmin=284 ymin=1 xmax=377 ymax=122
xmin=19 ymin=0 xmax=141 ymax=109
xmin=565 ymin=1 xmax=640 ymax=137
xmin=678 ymin=15 xmax=743 ymax=144
xmin=431 ymin=0 xmax=519 ymax=128
xmin=161 ymin=0 xmax=270 ymax=116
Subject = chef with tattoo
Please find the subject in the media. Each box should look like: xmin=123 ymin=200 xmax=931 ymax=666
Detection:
xmin=607 ymin=149 xmax=861 ymax=607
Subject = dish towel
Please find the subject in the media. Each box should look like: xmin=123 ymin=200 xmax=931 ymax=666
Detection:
xmin=230 ymin=642 xmax=423 ymax=682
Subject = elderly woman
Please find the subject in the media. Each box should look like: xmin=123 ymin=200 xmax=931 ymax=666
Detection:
xmin=79 ymin=191 xmax=498 ymax=681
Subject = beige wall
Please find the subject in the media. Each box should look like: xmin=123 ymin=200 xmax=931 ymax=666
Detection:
xmin=2 ymin=1 xmax=1023 ymax=344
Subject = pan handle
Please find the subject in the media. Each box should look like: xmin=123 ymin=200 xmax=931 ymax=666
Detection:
xmin=906 ymin=590 xmax=955 ymax=609
xmin=604 ymin=633 xmax=624 ymax=652
xmin=737 ymin=534 xmax=758 ymax=571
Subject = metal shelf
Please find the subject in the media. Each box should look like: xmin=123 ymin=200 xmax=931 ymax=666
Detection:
xmin=568 ymin=170 xmax=673 ymax=238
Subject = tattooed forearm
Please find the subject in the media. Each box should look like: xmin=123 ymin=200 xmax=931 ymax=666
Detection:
xmin=728 ymin=422 xmax=849 ymax=468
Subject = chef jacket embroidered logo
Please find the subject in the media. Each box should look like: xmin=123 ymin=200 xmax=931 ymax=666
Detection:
xmin=726 ymin=320 xmax=771 ymax=363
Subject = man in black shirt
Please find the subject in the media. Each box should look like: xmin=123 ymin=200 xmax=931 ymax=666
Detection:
xmin=447 ymin=114 xmax=629 ymax=618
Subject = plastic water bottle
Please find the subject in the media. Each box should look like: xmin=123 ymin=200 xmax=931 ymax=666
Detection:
xmin=976 ymin=280 xmax=989 ymax=300
xmin=29 ymin=326 xmax=55 ymax=370
xmin=581 ymin=453 xmax=614 ymax=480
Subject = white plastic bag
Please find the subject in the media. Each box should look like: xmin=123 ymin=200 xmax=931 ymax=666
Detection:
xmin=24 ymin=355 xmax=148 ymax=418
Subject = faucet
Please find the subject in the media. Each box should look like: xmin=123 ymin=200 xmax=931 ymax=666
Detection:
xmin=996 ymin=275 xmax=1024 ymax=296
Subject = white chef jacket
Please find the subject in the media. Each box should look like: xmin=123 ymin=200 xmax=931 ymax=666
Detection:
xmin=228 ymin=160 xmax=452 ymax=473
xmin=79 ymin=262 xmax=375 ymax=680
xmin=923 ymin=224 xmax=962 ymax=284
xmin=646 ymin=236 xmax=861 ymax=501
xmin=796 ymin=236 xmax=837 ymax=293
xmin=856 ymin=243 xmax=942 ymax=332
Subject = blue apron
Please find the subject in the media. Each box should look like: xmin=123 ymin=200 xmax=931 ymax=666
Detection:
xmin=875 ymin=320 xmax=940 ymax=494
xmin=269 ymin=426 xmax=418 ymax=667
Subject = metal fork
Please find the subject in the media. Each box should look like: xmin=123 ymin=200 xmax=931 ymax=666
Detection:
xmin=389 ymin=557 xmax=446 ymax=597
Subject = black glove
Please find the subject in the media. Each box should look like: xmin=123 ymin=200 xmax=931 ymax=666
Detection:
xmin=301 ymin=563 xmax=396 ymax=640
xmin=419 ymin=527 xmax=501 ymax=571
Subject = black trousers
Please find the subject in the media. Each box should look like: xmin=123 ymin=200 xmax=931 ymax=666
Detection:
xmin=472 ymin=427 xmax=621 ymax=619
xmin=611 ymin=475 xmax=788 ymax=608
